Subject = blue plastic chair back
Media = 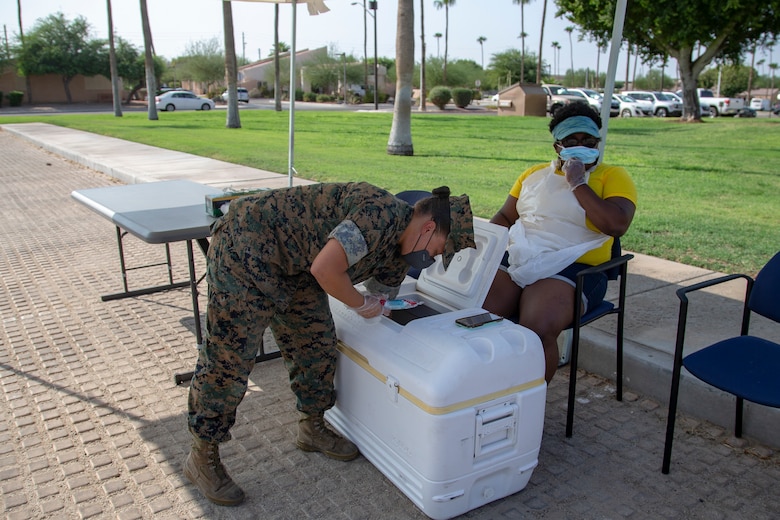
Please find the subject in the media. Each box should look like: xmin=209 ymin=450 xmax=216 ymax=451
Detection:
xmin=748 ymin=251 xmax=780 ymax=323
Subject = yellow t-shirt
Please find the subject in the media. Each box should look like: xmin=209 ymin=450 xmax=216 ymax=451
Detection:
xmin=508 ymin=162 xmax=638 ymax=265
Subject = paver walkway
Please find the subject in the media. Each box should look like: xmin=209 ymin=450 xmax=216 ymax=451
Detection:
xmin=0 ymin=129 xmax=778 ymax=519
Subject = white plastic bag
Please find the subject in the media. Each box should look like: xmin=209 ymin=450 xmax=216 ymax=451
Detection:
xmin=506 ymin=162 xmax=609 ymax=288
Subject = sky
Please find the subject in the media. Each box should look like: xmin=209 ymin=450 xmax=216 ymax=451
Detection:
xmin=2 ymin=1 xmax=776 ymax=85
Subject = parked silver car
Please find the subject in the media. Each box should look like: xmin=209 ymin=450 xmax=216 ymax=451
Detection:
xmin=613 ymin=94 xmax=648 ymax=117
xmin=623 ymin=90 xmax=682 ymax=117
xmin=155 ymin=91 xmax=215 ymax=112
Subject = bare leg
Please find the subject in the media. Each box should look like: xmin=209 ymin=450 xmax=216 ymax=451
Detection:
xmin=517 ymin=278 xmax=577 ymax=383
xmin=483 ymin=269 xmax=523 ymax=319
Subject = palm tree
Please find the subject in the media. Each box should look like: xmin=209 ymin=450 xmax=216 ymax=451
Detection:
xmin=565 ymin=26 xmax=574 ymax=77
xmin=16 ymin=0 xmax=33 ymax=103
xmin=517 ymin=31 xmax=529 ymax=83
xmin=106 ymin=0 xmax=122 ymax=117
xmin=551 ymin=41 xmax=559 ymax=76
xmin=139 ymin=0 xmax=158 ymax=120
xmin=433 ymin=0 xmax=455 ymax=84
xmin=477 ymin=36 xmax=487 ymax=69
xmin=434 ymin=32 xmax=442 ymax=57
xmin=512 ymin=0 xmax=530 ymax=83
xmin=223 ymin=0 xmax=240 ymax=128
xmin=387 ymin=0 xmax=414 ymax=156
xmin=535 ymin=0 xmax=548 ymax=84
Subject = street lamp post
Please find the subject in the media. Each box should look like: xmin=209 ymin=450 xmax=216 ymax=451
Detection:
xmin=352 ymin=1 xmax=378 ymax=110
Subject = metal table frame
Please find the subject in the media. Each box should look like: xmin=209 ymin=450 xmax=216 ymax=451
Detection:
xmin=72 ymin=180 xmax=281 ymax=384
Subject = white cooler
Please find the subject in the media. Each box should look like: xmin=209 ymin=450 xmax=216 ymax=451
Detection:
xmin=326 ymin=220 xmax=547 ymax=520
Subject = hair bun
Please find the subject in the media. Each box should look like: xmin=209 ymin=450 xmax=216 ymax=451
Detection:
xmin=432 ymin=186 xmax=451 ymax=199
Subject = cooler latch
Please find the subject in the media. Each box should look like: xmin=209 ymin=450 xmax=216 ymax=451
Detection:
xmin=386 ymin=375 xmax=399 ymax=403
xmin=474 ymin=402 xmax=518 ymax=458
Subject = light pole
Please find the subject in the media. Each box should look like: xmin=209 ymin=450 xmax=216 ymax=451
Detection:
xmin=340 ymin=52 xmax=347 ymax=104
xmin=370 ymin=1 xmax=378 ymax=110
xmin=352 ymin=1 xmax=378 ymax=110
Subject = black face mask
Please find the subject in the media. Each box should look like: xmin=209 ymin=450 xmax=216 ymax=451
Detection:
xmin=402 ymin=232 xmax=435 ymax=270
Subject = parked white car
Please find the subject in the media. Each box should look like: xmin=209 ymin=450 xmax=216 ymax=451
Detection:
xmin=221 ymin=87 xmax=250 ymax=103
xmin=567 ymin=88 xmax=603 ymax=111
xmin=623 ymin=90 xmax=682 ymax=117
xmin=750 ymin=97 xmax=772 ymax=111
xmin=613 ymin=94 xmax=648 ymax=117
xmin=155 ymin=91 xmax=215 ymax=112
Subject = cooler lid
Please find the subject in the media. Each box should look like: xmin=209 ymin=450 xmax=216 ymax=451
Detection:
xmin=416 ymin=219 xmax=508 ymax=310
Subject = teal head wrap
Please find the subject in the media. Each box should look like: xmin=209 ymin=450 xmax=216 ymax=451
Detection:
xmin=551 ymin=115 xmax=600 ymax=141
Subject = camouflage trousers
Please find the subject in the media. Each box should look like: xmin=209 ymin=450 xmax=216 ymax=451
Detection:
xmin=187 ymin=277 xmax=338 ymax=444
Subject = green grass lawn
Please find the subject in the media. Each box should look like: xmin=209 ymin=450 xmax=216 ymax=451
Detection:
xmin=2 ymin=109 xmax=778 ymax=275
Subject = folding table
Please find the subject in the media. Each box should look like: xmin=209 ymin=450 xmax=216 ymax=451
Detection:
xmin=72 ymin=180 xmax=281 ymax=384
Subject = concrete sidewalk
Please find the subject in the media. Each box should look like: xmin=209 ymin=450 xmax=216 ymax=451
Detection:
xmin=1 ymin=123 xmax=778 ymax=519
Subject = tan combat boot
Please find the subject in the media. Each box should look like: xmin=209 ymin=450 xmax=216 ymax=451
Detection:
xmin=296 ymin=413 xmax=359 ymax=461
xmin=183 ymin=436 xmax=245 ymax=506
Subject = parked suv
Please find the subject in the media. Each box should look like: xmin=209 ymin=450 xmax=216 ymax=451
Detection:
xmin=623 ymin=91 xmax=682 ymax=117
xmin=541 ymin=84 xmax=589 ymax=116
xmin=221 ymin=87 xmax=250 ymax=103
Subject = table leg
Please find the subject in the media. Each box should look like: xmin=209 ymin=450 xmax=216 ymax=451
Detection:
xmin=101 ymin=226 xmax=190 ymax=301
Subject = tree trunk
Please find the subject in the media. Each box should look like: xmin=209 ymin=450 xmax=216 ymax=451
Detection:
xmin=520 ymin=3 xmax=525 ymax=83
xmin=535 ymin=0 xmax=547 ymax=83
xmin=676 ymin=50 xmax=703 ymax=122
xmin=443 ymin=5 xmax=449 ymax=85
xmin=16 ymin=0 xmax=33 ymax=104
xmin=419 ymin=0 xmax=426 ymax=111
xmin=274 ymin=4 xmax=282 ymax=111
xmin=387 ymin=0 xmax=414 ymax=156
xmin=62 ymin=76 xmax=73 ymax=104
xmin=139 ymin=0 xmax=158 ymax=120
xmin=223 ymin=0 xmax=241 ymax=128
xmin=106 ymin=0 xmax=122 ymax=116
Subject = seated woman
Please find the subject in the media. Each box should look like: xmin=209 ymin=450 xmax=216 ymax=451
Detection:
xmin=483 ymin=103 xmax=637 ymax=383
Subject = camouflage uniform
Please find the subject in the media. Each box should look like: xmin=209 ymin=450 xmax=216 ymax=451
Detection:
xmin=188 ymin=182 xmax=414 ymax=443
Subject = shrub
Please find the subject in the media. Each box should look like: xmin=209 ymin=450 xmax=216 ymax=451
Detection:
xmin=315 ymin=94 xmax=334 ymax=103
xmin=451 ymin=88 xmax=473 ymax=108
xmin=294 ymin=89 xmax=304 ymax=102
xmin=303 ymin=92 xmax=318 ymax=102
xmin=0 ymin=91 xmax=3 ymax=108
xmin=429 ymin=86 xmax=451 ymax=110
xmin=7 ymin=91 xmax=23 ymax=107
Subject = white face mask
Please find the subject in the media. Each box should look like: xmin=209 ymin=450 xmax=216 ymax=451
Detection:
xmin=558 ymin=145 xmax=600 ymax=164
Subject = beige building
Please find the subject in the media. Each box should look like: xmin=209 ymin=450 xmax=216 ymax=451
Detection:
xmin=0 ymin=68 xmax=113 ymax=104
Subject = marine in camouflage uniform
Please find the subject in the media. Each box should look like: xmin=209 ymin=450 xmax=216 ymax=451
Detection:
xmin=184 ymin=182 xmax=475 ymax=506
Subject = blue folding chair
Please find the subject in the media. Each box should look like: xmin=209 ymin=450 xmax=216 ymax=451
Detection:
xmin=662 ymin=251 xmax=780 ymax=474
xmin=565 ymin=238 xmax=633 ymax=437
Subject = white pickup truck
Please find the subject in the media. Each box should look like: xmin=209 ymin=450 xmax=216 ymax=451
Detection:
xmin=697 ymin=88 xmax=744 ymax=117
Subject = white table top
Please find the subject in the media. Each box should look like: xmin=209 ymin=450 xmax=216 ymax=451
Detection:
xmin=71 ymin=180 xmax=223 ymax=244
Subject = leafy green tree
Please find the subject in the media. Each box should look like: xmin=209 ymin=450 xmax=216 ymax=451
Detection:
xmin=177 ymin=38 xmax=225 ymax=93
xmin=107 ymin=38 xmax=163 ymax=103
xmin=487 ymin=49 xmax=540 ymax=90
xmin=556 ymin=0 xmax=780 ymax=120
xmin=699 ymin=64 xmax=752 ymax=97
xmin=304 ymin=51 xmax=363 ymax=97
xmin=15 ymin=13 xmax=107 ymax=103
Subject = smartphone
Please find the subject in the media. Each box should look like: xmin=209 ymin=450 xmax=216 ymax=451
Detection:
xmin=455 ymin=312 xmax=504 ymax=328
